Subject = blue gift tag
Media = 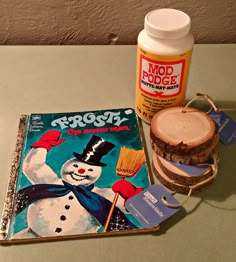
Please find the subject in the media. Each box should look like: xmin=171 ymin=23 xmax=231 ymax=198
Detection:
xmin=125 ymin=184 xmax=181 ymax=228
xmin=209 ymin=111 xmax=236 ymax=144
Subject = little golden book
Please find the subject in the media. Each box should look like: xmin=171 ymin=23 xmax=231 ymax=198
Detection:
xmin=0 ymin=108 xmax=156 ymax=243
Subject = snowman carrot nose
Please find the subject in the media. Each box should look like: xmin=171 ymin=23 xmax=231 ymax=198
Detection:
xmin=78 ymin=168 xmax=86 ymax=174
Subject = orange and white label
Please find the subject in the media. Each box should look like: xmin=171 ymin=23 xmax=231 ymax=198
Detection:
xmin=135 ymin=46 xmax=192 ymax=123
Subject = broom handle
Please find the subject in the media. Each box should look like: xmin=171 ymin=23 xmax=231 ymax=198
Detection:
xmin=103 ymin=192 xmax=120 ymax=232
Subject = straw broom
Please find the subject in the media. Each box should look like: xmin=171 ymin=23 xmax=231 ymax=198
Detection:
xmin=103 ymin=147 xmax=145 ymax=232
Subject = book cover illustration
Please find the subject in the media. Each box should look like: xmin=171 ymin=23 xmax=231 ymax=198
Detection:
xmin=0 ymin=108 xmax=154 ymax=242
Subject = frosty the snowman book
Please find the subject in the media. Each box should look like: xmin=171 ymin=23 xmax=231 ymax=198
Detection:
xmin=0 ymin=108 xmax=156 ymax=243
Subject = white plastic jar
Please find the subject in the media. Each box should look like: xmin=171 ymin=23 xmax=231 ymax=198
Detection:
xmin=135 ymin=8 xmax=194 ymax=123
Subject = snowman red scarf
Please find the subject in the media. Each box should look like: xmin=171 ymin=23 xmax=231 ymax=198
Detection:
xmin=14 ymin=180 xmax=137 ymax=232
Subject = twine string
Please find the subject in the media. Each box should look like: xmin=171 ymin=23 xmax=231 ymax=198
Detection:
xmin=182 ymin=93 xmax=236 ymax=113
xmin=182 ymin=93 xmax=218 ymax=113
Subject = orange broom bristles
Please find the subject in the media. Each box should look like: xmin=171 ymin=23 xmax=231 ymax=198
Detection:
xmin=116 ymin=147 xmax=145 ymax=177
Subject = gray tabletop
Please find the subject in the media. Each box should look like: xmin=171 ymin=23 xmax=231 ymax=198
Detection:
xmin=0 ymin=45 xmax=235 ymax=262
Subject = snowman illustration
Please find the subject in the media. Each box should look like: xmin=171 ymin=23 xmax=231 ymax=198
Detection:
xmin=13 ymin=131 xmax=142 ymax=239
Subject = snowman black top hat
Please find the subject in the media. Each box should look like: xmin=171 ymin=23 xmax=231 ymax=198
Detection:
xmin=73 ymin=135 xmax=115 ymax=166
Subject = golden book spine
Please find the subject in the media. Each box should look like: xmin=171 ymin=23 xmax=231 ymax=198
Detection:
xmin=0 ymin=115 xmax=28 ymax=240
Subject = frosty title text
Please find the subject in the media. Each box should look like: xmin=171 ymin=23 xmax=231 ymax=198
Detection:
xmin=51 ymin=111 xmax=129 ymax=129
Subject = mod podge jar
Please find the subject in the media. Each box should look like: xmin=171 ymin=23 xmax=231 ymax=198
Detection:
xmin=135 ymin=8 xmax=194 ymax=123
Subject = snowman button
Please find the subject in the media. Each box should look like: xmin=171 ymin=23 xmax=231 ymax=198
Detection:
xmin=55 ymin=227 xmax=62 ymax=233
xmin=60 ymin=215 xmax=66 ymax=221
xmin=65 ymin=205 xmax=70 ymax=210
xmin=68 ymin=195 xmax=74 ymax=200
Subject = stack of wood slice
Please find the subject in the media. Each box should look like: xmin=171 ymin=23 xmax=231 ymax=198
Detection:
xmin=150 ymin=106 xmax=219 ymax=194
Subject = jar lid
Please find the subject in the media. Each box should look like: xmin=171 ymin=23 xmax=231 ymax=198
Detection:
xmin=145 ymin=9 xmax=191 ymax=39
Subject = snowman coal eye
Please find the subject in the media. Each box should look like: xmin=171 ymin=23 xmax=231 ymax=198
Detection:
xmin=88 ymin=168 xmax=93 ymax=171
xmin=73 ymin=164 xmax=78 ymax=168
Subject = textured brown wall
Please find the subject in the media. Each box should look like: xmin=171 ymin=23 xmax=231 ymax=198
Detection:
xmin=0 ymin=0 xmax=235 ymax=45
